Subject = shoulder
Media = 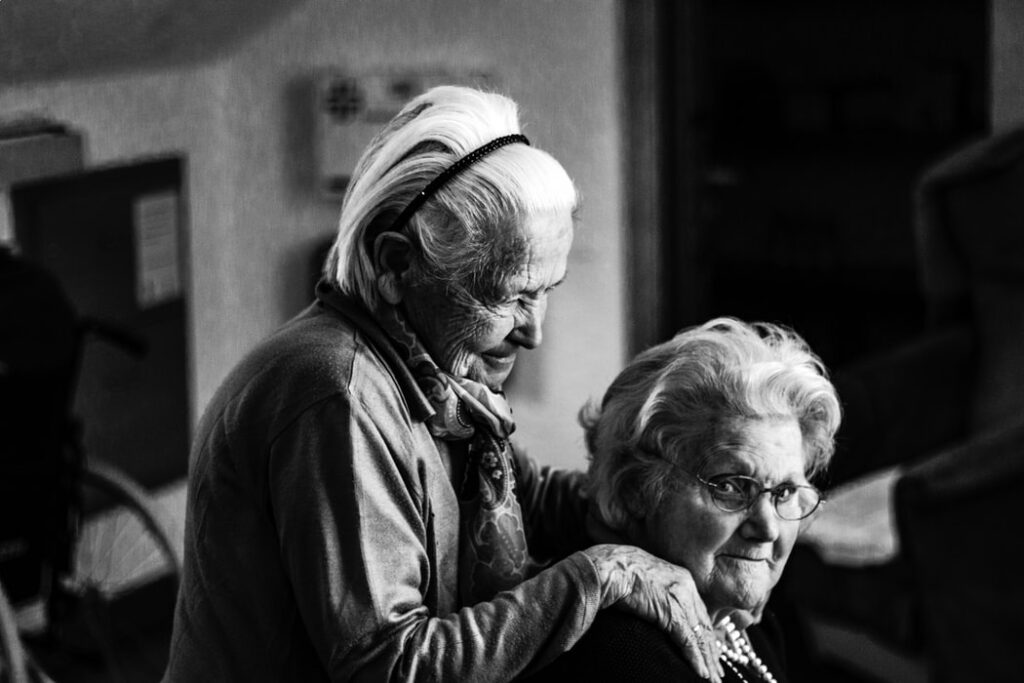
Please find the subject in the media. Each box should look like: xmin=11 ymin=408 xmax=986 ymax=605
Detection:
xmin=745 ymin=610 xmax=790 ymax=682
xmin=527 ymin=610 xmax=702 ymax=683
xmin=197 ymin=304 xmax=412 ymax=452
xmin=234 ymin=305 xmax=401 ymax=410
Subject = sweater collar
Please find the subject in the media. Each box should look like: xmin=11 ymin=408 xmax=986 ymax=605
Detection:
xmin=314 ymin=279 xmax=434 ymax=423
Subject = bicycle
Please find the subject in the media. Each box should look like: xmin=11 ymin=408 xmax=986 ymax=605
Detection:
xmin=1 ymin=317 xmax=183 ymax=683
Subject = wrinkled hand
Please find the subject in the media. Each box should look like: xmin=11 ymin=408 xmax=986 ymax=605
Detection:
xmin=583 ymin=544 xmax=723 ymax=682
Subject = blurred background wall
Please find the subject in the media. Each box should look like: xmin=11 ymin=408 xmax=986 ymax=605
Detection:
xmin=993 ymin=0 xmax=1024 ymax=129
xmin=0 ymin=0 xmax=626 ymax=472
xmin=3 ymin=0 xmax=1024 ymax=475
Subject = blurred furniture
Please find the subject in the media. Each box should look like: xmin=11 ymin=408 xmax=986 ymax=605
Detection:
xmin=775 ymin=124 xmax=1024 ymax=682
xmin=1 ymin=247 xmax=182 ymax=682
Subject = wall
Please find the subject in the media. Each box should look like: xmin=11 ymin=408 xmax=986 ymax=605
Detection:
xmin=993 ymin=0 xmax=1024 ymax=129
xmin=215 ymin=0 xmax=625 ymax=470
xmin=0 ymin=65 xmax=228 ymax=445
xmin=0 ymin=0 xmax=626 ymax=473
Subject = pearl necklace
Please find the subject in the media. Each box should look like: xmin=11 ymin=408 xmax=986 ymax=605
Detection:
xmin=716 ymin=616 xmax=777 ymax=683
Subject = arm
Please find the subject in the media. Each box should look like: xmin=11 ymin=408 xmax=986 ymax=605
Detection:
xmin=513 ymin=450 xmax=723 ymax=680
xmin=513 ymin=448 xmax=591 ymax=561
xmin=269 ymin=395 xmax=602 ymax=682
xmin=524 ymin=609 xmax=704 ymax=683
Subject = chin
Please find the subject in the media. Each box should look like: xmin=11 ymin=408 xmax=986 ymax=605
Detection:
xmin=710 ymin=580 xmax=771 ymax=616
xmin=479 ymin=372 xmax=510 ymax=391
xmin=463 ymin=361 xmax=513 ymax=390
xmin=459 ymin=369 xmax=500 ymax=391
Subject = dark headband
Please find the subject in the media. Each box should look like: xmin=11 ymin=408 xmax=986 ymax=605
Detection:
xmin=389 ymin=133 xmax=530 ymax=233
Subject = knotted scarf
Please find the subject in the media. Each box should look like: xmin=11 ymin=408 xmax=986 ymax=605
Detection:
xmin=374 ymin=303 xmax=535 ymax=605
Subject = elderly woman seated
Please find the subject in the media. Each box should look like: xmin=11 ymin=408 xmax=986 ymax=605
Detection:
xmin=531 ymin=317 xmax=841 ymax=682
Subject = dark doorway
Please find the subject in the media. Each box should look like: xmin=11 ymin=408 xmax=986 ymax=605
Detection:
xmin=11 ymin=157 xmax=190 ymax=488
xmin=632 ymin=1 xmax=989 ymax=368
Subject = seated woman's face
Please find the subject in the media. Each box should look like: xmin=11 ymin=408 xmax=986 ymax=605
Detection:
xmin=643 ymin=417 xmax=806 ymax=621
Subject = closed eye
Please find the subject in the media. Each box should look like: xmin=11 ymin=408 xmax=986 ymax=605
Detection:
xmin=523 ymin=276 xmax=566 ymax=299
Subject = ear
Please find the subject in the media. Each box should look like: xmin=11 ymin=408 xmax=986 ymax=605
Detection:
xmin=373 ymin=231 xmax=414 ymax=305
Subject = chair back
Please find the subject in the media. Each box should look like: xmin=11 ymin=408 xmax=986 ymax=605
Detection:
xmin=914 ymin=126 xmax=1024 ymax=432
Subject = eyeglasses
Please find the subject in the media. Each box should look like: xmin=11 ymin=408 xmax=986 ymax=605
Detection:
xmin=685 ymin=471 xmax=824 ymax=521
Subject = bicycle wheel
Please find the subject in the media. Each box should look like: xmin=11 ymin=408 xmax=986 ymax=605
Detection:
xmin=0 ymin=581 xmax=29 ymax=683
xmin=57 ymin=460 xmax=182 ymax=683
xmin=70 ymin=461 xmax=182 ymax=595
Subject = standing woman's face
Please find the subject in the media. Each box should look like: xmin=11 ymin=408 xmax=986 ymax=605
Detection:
xmin=400 ymin=209 xmax=573 ymax=390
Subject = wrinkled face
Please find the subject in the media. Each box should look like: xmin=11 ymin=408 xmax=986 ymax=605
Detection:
xmin=400 ymin=210 xmax=573 ymax=390
xmin=644 ymin=418 xmax=806 ymax=622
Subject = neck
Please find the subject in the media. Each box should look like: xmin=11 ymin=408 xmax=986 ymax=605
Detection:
xmin=713 ymin=609 xmax=755 ymax=634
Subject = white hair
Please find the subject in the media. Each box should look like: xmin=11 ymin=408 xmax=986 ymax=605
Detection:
xmin=582 ymin=317 xmax=842 ymax=533
xmin=324 ymin=85 xmax=579 ymax=309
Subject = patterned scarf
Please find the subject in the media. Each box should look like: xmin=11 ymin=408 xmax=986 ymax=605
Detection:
xmin=374 ymin=303 xmax=535 ymax=605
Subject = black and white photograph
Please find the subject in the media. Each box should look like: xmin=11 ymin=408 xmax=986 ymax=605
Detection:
xmin=1 ymin=1 xmax=1021 ymax=681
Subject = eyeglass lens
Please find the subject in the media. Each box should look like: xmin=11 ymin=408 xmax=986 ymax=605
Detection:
xmin=703 ymin=474 xmax=820 ymax=520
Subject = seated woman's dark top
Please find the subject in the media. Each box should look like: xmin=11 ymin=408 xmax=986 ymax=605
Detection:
xmin=525 ymin=609 xmax=788 ymax=683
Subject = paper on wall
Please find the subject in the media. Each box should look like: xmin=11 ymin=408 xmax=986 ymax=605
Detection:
xmin=133 ymin=191 xmax=182 ymax=309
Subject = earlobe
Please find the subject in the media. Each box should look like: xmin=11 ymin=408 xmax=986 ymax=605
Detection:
xmin=376 ymin=272 xmax=402 ymax=305
xmin=624 ymin=493 xmax=649 ymax=535
xmin=373 ymin=231 xmax=413 ymax=305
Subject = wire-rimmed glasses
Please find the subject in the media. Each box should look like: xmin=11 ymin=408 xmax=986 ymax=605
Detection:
xmin=685 ymin=471 xmax=824 ymax=521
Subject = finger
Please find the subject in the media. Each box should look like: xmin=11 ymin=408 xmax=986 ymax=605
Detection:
xmin=686 ymin=601 xmax=722 ymax=680
xmin=707 ymin=632 xmax=724 ymax=683
xmin=698 ymin=618 xmax=723 ymax=680
xmin=672 ymin=586 xmax=719 ymax=680
xmin=695 ymin=620 xmax=722 ymax=683
xmin=711 ymin=634 xmax=724 ymax=680
xmin=675 ymin=620 xmax=711 ymax=680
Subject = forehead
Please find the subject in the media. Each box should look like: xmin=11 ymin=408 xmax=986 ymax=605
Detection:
xmin=706 ymin=418 xmax=806 ymax=481
xmin=510 ymin=210 xmax=573 ymax=285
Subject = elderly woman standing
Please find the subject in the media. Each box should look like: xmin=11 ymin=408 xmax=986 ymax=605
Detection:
xmin=530 ymin=318 xmax=841 ymax=682
xmin=164 ymin=86 xmax=723 ymax=682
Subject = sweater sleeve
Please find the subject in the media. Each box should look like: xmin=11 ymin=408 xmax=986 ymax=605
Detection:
xmin=269 ymin=395 xmax=603 ymax=682
xmin=521 ymin=609 xmax=705 ymax=683
xmin=513 ymin=447 xmax=594 ymax=562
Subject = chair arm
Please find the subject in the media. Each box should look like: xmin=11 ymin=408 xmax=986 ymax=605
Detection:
xmin=893 ymin=416 xmax=1024 ymax=681
xmin=897 ymin=414 xmax=1024 ymax=505
xmin=827 ymin=323 xmax=976 ymax=486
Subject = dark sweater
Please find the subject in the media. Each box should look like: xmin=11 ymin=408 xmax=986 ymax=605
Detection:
xmin=525 ymin=608 xmax=789 ymax=682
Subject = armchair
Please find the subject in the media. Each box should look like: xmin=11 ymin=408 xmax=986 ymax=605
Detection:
xmin=774 ymin=125 xmax=1024 ymax=682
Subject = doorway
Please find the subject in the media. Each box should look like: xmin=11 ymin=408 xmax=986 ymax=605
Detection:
xmin=627 ymin=0 xmax=990 ymax=368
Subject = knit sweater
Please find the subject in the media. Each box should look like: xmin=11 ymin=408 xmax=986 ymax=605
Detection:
xmin=524 ymin=610 xmax=786 ymax=683
xmin=163 ymin=284 xmax=602 ymax=682
xmin=523 ymin=608 xmax=789 ymax=682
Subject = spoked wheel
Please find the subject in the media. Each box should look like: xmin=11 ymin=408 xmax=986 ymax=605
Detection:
xmin=55 ymin=461 xmax=181 ymax=683
xmin=0 ymin=582 xmax=29 ymax=683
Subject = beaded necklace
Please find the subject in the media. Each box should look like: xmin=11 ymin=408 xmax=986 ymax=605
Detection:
xmin=716 ymin=616 xmax=778 ymax=683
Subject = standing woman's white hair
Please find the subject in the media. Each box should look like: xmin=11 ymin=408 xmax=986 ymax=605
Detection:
xmin=324 ymin=86 xmax=580 ymax=310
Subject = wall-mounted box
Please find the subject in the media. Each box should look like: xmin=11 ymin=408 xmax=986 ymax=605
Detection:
xmin=316 ymin=69 xmax=496 ymax=198
xmin=0 ymin=120 xmax=84 ymax=187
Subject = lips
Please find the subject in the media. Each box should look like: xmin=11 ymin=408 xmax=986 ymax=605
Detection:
xmin=720 ymin=553 xmax=770 ymax=562
xmin=482 ymin=353 xmax=516 ymax=368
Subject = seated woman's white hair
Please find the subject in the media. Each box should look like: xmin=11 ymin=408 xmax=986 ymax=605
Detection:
xmin=582 ymin=317 xmax=842 ymax=534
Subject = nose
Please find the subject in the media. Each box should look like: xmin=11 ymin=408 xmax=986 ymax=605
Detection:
xmin=510 ymin=297 xmax=548 ymax=350
xmin=742 ymin=493 xmax=780 ymax=543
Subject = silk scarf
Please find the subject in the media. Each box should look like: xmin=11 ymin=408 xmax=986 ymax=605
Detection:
xmin=374 ymin=302 xmax=535 ymax=605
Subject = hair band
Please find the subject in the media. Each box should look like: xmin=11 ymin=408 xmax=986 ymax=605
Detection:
xmin=389 ymin=133 xmax=530 ymax=232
